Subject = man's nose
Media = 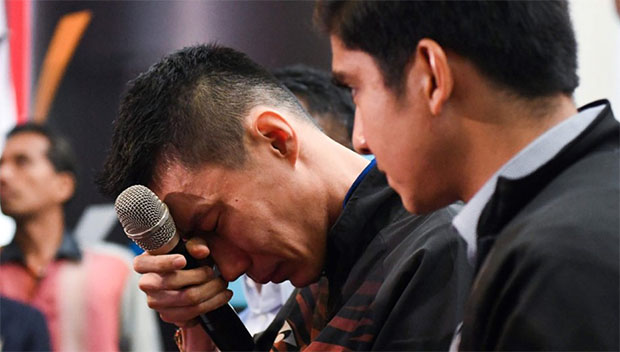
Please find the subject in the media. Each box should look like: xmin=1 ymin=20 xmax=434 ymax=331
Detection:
xmin=0 ymin=161 xmax=13 ymax=185
xmin=211 ymin=244 xmax=251 ymax=282
xmin=352 ymin=108 xmax=372 ymax=155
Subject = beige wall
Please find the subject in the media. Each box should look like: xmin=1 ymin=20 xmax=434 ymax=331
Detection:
xmin=570 ymin=0 xmax=620 ymax=118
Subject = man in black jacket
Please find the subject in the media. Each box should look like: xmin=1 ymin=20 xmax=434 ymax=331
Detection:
xmin=97 ymin=43 xmax=472 ymax=351
xmin=316 ymin=1 xmax=619 ymax=350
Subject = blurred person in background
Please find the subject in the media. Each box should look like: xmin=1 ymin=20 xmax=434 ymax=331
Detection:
xmin=274 ymin=64 xmax=355 ymax=150
xmin=274 ymin=64 xmax=372 ymax=156
xmin=0 ymin=123 xmax=162 ymax=352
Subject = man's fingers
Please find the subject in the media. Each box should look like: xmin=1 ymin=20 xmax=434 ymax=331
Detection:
xmin=186 ymin=236 xmax=211 ymax=259
xmin=181 ymin=277 xmax=229 ymax=305
xmin=143 ymin=275 xmax=229 ymax=308
xmin=132 ymin=237 xmax=230 ymax=330
xmin=139 ymin=266 xmax=218 ymax=292
xmin=155 ymin=289 xmax=233 ymax=326
xmin=133 ymin=252 xmax=186 ymax=273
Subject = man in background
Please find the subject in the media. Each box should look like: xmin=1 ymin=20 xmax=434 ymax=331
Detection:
xmin=316 ymin=1 xmax=619 ymax=349
xmin=0 ymin=123 xmax=162 ymax=351
xmin=97 ymin=43 xmax=472 ymax=351
xmin=275 ymin=64 xmax=370 ymax=155
xmin=274 ymin=64 xmax=355 ymax=150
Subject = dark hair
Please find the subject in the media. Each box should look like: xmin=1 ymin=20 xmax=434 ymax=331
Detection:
xmin=273 ymin=64 xmax=354 ymax=148
xmin=97 ymin=43 xmax=314 ymax=197
xmin=7 ymin=122 xmax=77 ymax=177
xmin=315 ymin=0 xmax=578 ymax=98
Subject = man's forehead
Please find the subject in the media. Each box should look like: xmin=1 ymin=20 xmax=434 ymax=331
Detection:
xmin=8 ymin=131 xmax=48 ymax=144
xmin=149 ymin=159 xmax=192 ymax=197
xmin=149 ymin=159 xmax=227 ymax=204
xmin=4 ymin=133 xmax=49 ymax=155
xmin=330 ymin=36 xmax=367 ymax=83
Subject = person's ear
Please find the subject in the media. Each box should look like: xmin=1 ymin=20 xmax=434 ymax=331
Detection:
xmin=413 ymin=39 xmax=453 ymax=116
xmin=53 ymin=172 xmax=76 ymax=204
xmin=251 ymin=110 xmax=299 ymax=165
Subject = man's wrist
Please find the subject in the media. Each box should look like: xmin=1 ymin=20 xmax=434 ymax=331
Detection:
xmin=174 ymin=324 xmax=217 ymax=352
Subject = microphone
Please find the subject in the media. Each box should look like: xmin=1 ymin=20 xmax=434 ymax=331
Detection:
xmin=115 ymin=185 xmax=255 ymax=351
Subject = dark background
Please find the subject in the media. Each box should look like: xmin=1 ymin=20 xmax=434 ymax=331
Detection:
xmin=32 ymin=1 xmax=331 ymax=237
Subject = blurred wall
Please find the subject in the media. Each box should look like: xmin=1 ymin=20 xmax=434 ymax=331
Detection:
xmin=31 ymin=1 xmax=331 ymax=238
xmin=570 ymin=0 xmax=620 ymax=114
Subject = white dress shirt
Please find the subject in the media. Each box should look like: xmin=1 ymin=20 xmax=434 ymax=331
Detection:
xmin=239 ymin=275 xmax=296 ymax=335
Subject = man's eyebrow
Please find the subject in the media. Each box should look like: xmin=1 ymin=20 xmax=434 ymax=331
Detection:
xmin=331 ymin=71 xmax=349 ymax=88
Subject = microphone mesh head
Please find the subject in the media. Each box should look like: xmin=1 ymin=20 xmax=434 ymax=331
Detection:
xmin=114 ymin=185 xmax=176 ymax=251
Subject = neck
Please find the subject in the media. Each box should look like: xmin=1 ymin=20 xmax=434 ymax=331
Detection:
xmin=326 ymin=146 xmax=370 ymax=228
xmin=305 ymin=131 xmax=370 ymax=228
xmin=459 ymin=93 xmax=578 ymax=201
xmin=14 ymin=207 xmax=65 ymax=273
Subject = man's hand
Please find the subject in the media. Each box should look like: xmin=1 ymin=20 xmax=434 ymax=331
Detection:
xmin=133 ymin=236 xmax=233 ymax=327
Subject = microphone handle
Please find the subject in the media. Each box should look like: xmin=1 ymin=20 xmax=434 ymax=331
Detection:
xmin=170 ymin=239 xmax=255 ymax=351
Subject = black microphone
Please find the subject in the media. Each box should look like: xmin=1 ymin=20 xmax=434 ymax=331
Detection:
xmin=115 ymin=185 xmax=255 ymax=351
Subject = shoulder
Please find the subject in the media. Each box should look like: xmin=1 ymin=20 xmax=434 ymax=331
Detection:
xmin=381 ymin=203 xmax=463 ymax=253
xmin=378 ymin=204 xmax=469 ymax=276
xmin=541 ymin=147 xmax=618 ymax=201
xmin=0 ymin=296 xmax=49 ymax=338
xmin=0 ymin=296 xmax=51 ymax=351
xmin=0 ymin=296 xmax=46 ymax=320
xmin=500 ymin=152 xmax=619 ymax=263
xmin=478 ymin=153 xmax=619 ymax=293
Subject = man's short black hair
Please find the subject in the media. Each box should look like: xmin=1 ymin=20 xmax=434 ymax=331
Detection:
xmin=7 ymin=122 xmax=77 ymax=177
xmin=273 ymin=64 xmax=354 ymax=146
xmin=97 ymin=43 xmax=314 ymax=198
xmin=315 ymin=0 xmax=578 ymax=98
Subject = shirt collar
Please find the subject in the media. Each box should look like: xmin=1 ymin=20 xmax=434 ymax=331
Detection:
xmin=325 ymin=162 xmax=396 ymax=291
xmin=452 ymin=103 xmax=605 ymax=264
xmin=343 ymin=158 xmax=376 ymax=208
xmin=0 ymin=232 xmax=82 ymax=264
xmin=242 ymin=277 xmax=295 ymax=314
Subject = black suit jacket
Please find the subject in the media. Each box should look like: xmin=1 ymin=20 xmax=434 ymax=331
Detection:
xmin=460 ymin=100 xmax=620 ymax=350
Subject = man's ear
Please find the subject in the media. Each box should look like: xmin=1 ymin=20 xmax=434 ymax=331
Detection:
xmin=412 ymin=39 xmax=453 ymax=116
xmin=251 ymin=110 xmax=299 ymax=165
xmin=54 ymin=172 xmax=76 ymax=204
